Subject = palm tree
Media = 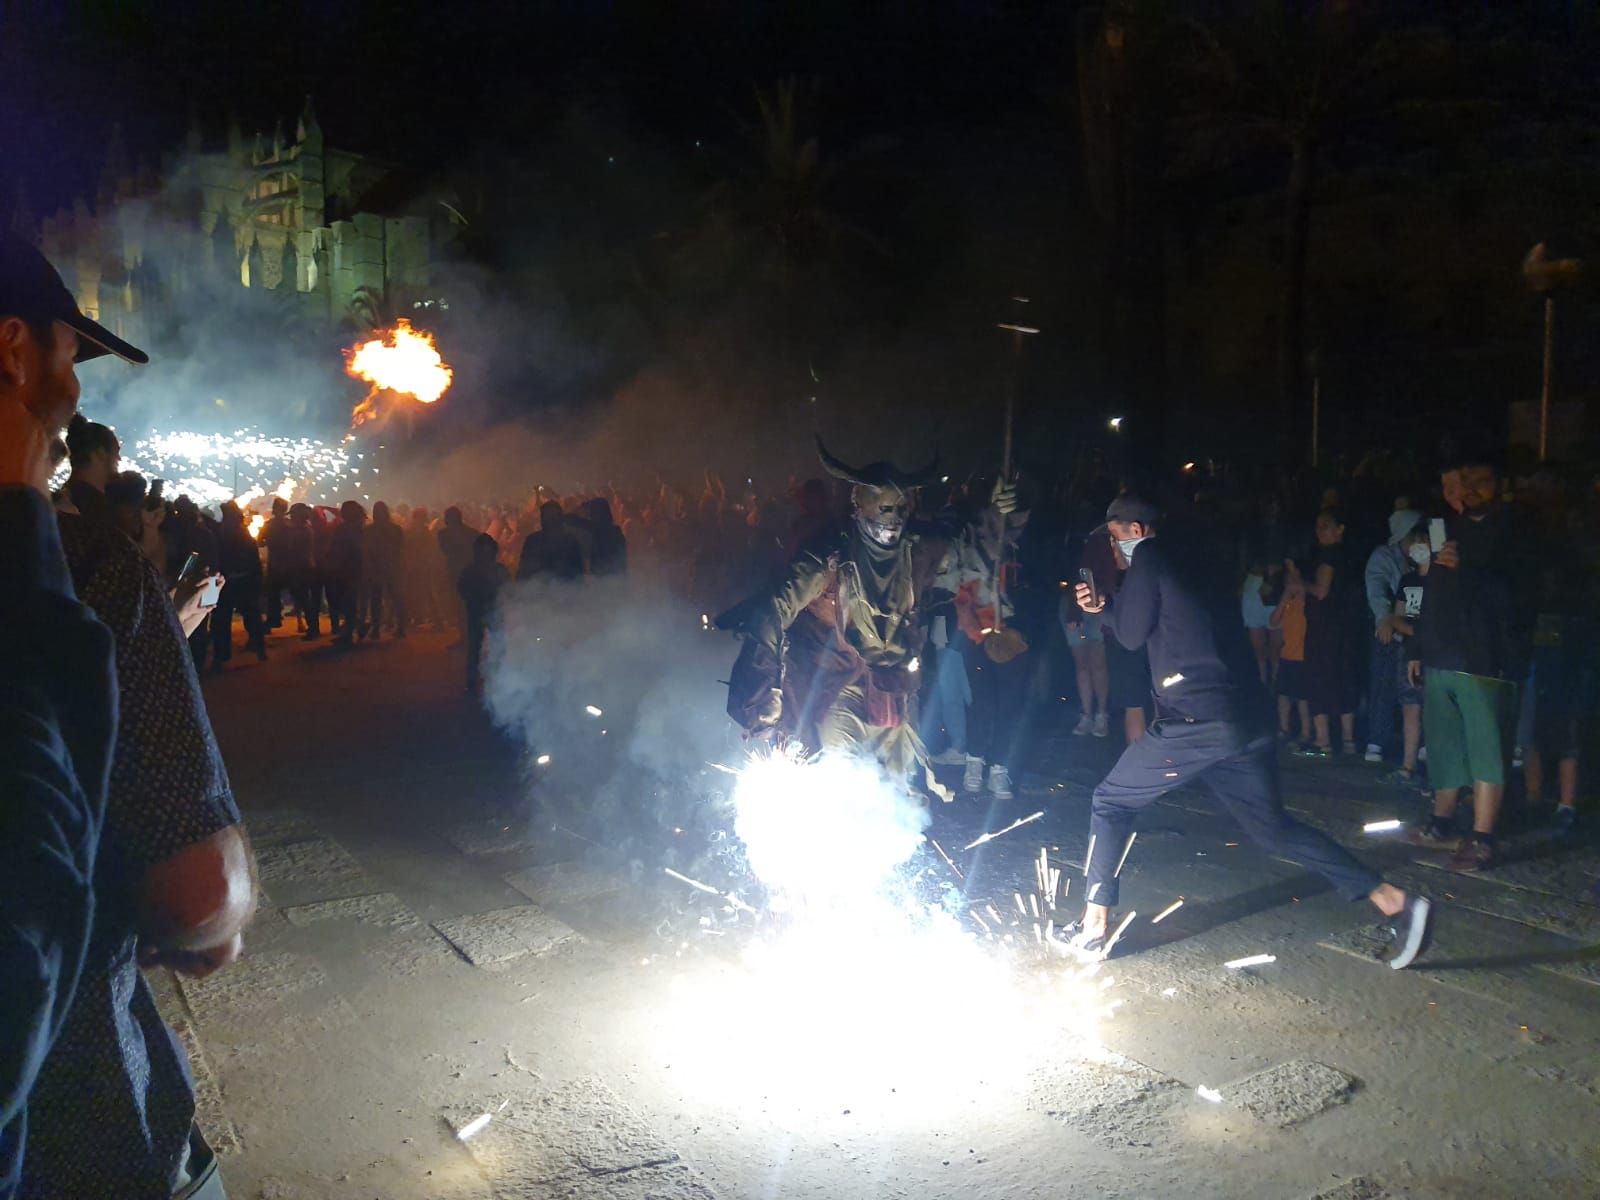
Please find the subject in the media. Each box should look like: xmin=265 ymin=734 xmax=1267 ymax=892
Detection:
xmin=1172 ymin=1 xmax=1449 ymax=458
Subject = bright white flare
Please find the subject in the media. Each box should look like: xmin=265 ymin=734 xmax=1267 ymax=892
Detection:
xmin=1363 ymin=819 xmax=1403 ymax=833
xmin=1223 ymin=953 xmax=1277 ymax=970
xmin=1196 ymin=1085 xmax=1223 ymax=1103
xmin=456 ymin=1113 xmax=492 ymax=1140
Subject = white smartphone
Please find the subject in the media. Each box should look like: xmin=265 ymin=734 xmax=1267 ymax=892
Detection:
xmin=196 ymin=574 xmax=225 ymax=608
xmin=1428 ymin=518 xmax=1447 ymax=553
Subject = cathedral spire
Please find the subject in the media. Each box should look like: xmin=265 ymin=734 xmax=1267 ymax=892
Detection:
xmin=298 ymin=94 xmax=321 ymax=144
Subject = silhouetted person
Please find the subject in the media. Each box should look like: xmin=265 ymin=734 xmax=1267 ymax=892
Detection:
xmin=581 ymin=496 xmax=628 ymax=577
xmin=458 ymin=532 xmax=507 ymax=694
xmin=436 ymin=505 xmax=479 ymax=632
xmin=57 ymin=412 xmax=119 ymax=524
xmin=362 ymin=500 xmax=407 ymax=639
xmin=212 ymin=501 xmax=266 ymax=669
xmin=517 ymin=500 xmax=584 ymax=582
xmin=326 ymin=500 xmax=366 ymax=646
xmin=261 ymin=496 xmax=292 ymax=629
xmin=277 ymin=503 xmax=316 ymax=635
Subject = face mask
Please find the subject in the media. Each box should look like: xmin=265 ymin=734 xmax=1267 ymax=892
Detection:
xmin=1116 ymin=536 xmax=1144 ymax=562
xmin=1407 ymin=541 xmax=1431 ymax=566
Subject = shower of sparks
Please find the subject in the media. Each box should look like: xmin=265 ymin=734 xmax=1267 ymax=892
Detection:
xmin=1223 ymin=953 xmax=1276 ymax=970
xmin=105 ymin=427 xmax=361 ymax=509
xmin=963 ymin=810 xmax=1046 ymax=852
xmin=1112 ymin=832 xmax=1138 ymax=878
xmin=456 ymin=1113 xmax=493 ymax=1141
xmin=1151 ymin=897 xmax=1185 ymax=924
xmin=1363 ymin=818 xmax=1403 ymax=833
xmin=663 ymin=867 xmax=757 ymax=914
xmin=645 ymin=749 xmax=1120 ymax=1119
xmin=929 ymin=838 xmax=965 ymax=882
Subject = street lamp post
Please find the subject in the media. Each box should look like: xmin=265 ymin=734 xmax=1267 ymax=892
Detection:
xmin=1522 ymin=243 xmax=1583 ymax=462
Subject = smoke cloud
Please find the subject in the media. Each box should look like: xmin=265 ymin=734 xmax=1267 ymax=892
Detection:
xmin=482 ymin=574 xmax=746 ymax=878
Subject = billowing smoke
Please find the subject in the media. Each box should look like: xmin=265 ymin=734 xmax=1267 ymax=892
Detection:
xmin=482 ymin=574 xmax=746 ymax=877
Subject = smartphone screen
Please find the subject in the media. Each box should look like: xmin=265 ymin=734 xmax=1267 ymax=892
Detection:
xmin=1428 ymin=518 xmax=1446 ymax=553
xmin=196 ymin=575 xmax=224 ymax=608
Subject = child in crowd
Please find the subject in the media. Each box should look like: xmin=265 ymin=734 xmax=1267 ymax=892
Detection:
xmin=1271 ymin=560 xmax=1312 ymax=747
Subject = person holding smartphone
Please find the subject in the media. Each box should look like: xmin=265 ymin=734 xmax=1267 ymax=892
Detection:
xmin=1062 ymin=491 xmax=1433 ymax=970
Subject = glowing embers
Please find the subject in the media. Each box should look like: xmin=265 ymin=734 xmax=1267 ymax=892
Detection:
xmin=346 ymin=319 xmax=453 ymax=427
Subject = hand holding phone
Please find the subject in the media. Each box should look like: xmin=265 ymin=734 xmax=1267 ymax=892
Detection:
xmin=196 ymin=573 xmax=224 ymax=609
xmin=1428 ymin=518 xmax=1447 ymax=553
xmin=1078 ymin=566 xmax=1100 ymax=610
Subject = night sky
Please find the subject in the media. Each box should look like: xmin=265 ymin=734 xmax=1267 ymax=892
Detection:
xmin=6 ymin=1 xmax=1600 ymax=467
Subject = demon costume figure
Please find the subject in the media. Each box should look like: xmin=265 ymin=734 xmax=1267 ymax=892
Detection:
xmin=723 ymin=439 xmax=950 ymax=784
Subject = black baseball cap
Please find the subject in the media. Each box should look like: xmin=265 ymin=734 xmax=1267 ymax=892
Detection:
xmin=1105 ymin=493 xmax=1160 ymax=527
xmin=0 ymin=232 xmax=149 ymax=364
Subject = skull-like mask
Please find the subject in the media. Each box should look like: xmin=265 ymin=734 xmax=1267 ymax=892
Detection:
xmin=853 ymin=482 xmax=911 ymax=548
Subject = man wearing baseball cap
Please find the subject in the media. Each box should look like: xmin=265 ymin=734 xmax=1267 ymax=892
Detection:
xmin=0 ymin=231 xmax=139 ymax=1194
xmin=1065 ymin=490 xmax=1433 ymax=970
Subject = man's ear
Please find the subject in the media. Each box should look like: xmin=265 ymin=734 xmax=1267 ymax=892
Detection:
xmin=0 ymin=317 xmax=33 ymax=389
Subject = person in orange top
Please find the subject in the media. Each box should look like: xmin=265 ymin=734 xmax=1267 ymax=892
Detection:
xmin=1271 ymin=559 xmax=1312 ymax=747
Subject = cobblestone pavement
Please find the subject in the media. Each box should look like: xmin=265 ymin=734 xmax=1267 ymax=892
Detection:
xmin=172 ymin=627 xmax=1600 ymax=1199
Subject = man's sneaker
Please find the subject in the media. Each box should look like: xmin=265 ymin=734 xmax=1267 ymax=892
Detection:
xmin=1404 ymin=815 xmax=1461 ymax=851
xmin=930 ymin=748 xmax=968 ymax=767
xmin=1552 ymin=805 xmax=1578 ymax=842
xmin=1072 ymin=713 xmax=1094 ymax=737
xmin=987 ymin=764 xmax=1014 ymax=801
xmin=1056 ymin=920 xmax=1111 ymax=964
xmin=1294 ymin=744 xmax=1332 ymax=760
xmin=1448 ymin=834 xmax=1498 ymax=872
xmin=1386 ymin=896 xmax=1433 ymax=970
xmin=1092 ymin=712 xmax=1109 ymax=738
xmin=963 ymin=755 xmax=985 ymax=793
xmin=1364 ymin=743 xmax=1384 ymax=764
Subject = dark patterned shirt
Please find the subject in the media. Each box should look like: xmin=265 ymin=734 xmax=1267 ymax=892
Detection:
xmin=21 ymin=514 xmax=240 ymax=1199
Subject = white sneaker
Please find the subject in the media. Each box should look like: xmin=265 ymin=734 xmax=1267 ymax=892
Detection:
xmin=1092 ymin=712 xmax=1109 ymax=739
xmin=931 ymin=748 xmax=968 ymax=766
xmin=963 ymin=756 xmax=985 ymax=793
xmin=987 ymin=764 xmax=1014 ymax=801
xmin=1072 ymin=714 xmax=1094 ymax=737
xmin=1364 ymin=743 xmax=1384 ymax=764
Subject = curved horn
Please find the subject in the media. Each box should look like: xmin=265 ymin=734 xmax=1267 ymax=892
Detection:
xmin=815 ymin=435 xmax=865 ymax=484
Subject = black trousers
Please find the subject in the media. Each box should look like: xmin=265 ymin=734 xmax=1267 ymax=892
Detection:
xmin=466 ymin=612 xmax=489 ymax=691
xmin=1085 ymin=717 xmax=1381 ymax=909
xmin=363 ymin=573 xmax=408 ymax=636
xmin=213 ymin=575 xmax=265 ymax=662
xmin=264 ymin=569 xmax=288 ymax=627
xmin=962 ymin=638 xmax=1028 ymax=767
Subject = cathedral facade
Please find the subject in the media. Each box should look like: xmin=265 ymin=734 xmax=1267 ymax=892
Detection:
xmin=14 ymin=98 xmax=434 ymax=353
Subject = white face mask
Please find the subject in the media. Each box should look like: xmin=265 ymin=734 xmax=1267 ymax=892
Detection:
xmin=1116 ymin=536 xmax=1145 ymax=562
xmin=1407 ymin=541 xmax=1431 ymax=567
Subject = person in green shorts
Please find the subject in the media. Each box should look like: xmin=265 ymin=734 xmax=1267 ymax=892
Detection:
xmin=1404 ymin=449 xmax=1534 ymax=871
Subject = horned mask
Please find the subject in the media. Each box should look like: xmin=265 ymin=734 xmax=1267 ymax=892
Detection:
xmin=816 ymin=436 xmax=940 ymax=549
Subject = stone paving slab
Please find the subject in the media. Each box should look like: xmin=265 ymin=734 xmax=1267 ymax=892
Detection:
xmin=282 ymin=890 xmax=423 ymax=932
xmin=1221 ymin=1058 xmax=1355 ymax=1127
xmin=447 ymin=817 xmax=535 ymax=857
xmin=449 ymin=1078 xmax=685 ymax=1191
xmin=170 ymin=1018 xmax=243 ymax=1156
xmin=1410 ymin=844 xmax=1600 ymax=906
xmin=432 ymin=905 xmax=582 ymax=969
xmin=244 ymin=808 xmax=322 ymax=847
xmin=504 ymin=863 xmax=626 ymax=907
xmin=363 ymin=926 xmax=464 ymax=976
xmin=1302 ymin=1178 xmax=1390 ymax=1200
xmin=1028 ymin=1049 xmax=1185 ymax=1148
xmin=178 ymin=949 xmax=329 ymax=1024
xmin=255 ymin=836 xmax=368 ymax=889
